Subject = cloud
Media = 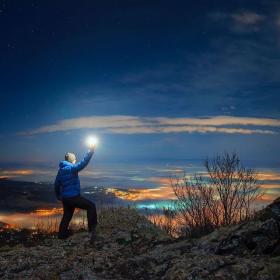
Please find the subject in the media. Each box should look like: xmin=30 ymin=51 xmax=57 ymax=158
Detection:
xmin=156 ymin=116 xmax=280 ymax=127
xmin=28 ymin=116 xmax=143 ymax=134
xmin=231 ymin=12 xmax=265 ymax=25
xmin=209 ymin=11 xmax=266 ymax=33
xmin=276 ymin=14 xmax=280 ymax=28
xmin=18 ymin=115 xmax=279 ymax=136
xmin=109 ymin=126 xmax=275 ymax=135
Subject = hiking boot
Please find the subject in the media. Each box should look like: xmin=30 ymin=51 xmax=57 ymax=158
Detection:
xmin=58 ymin=229 xmax=74 ymax=240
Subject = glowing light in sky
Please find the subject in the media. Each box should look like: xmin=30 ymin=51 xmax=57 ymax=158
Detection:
xmin=85 ymin=136 xmax=99 ymax=147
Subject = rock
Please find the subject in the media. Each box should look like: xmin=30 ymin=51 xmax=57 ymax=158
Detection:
xmin=0 ymin=200 xmax=279 ymax=279
xmin=215 ymin=198 xmax=280 ymax=256
xmin=258 ymin=197 xmax=280 ymax=221
xmin=114 ymin=231 xmax=132 ymax=244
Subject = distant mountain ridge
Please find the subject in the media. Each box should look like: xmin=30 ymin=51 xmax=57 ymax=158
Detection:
xmin=0 ymin=178 xmax=57 ymax=212
xmin=0 ymin=179 xmax=118 ymax=212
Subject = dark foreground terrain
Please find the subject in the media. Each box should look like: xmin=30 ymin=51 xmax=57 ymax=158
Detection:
xmin=0 ymin=198 xmax=280 ymax=280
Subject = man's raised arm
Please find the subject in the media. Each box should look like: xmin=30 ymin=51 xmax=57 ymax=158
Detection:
xmin=71 ymin=149 xmax=94 ymax=173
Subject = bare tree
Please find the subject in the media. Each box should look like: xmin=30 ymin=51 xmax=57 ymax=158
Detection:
xmin=171 ymin=173 xmax=217 ymax=236
xmin=171 ymin=152 xmax=263 ymax=237
xmin=205 ymin=152 xmax=263 ymax=225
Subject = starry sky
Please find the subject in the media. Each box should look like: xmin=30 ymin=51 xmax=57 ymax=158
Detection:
xmin=1 ymin=0 xmax=280 ymax=167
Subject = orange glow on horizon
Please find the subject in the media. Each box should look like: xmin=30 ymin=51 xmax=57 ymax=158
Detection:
xmin=0 ymin=222 xmax=19 ymax=230
xmin=32 ymin=208 xmax=64 ymax=216
xmin=0 ymin=169 xmax=33 ymax=178
xmin=106 ymin=169 xmax=280 ymax=203
xmin=261 ymin=184 xmax=280 ymax=189
xmin=258 ymin=171 xmax=280 ymax=181
xmin=106 ymin=185 xmax=176 ymax=201
xmin=257 ymin=193 xmax=277 ymax=202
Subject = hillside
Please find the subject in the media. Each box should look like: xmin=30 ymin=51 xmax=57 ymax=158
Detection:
xmin=0 ymin=199 xmax=280 ymax=280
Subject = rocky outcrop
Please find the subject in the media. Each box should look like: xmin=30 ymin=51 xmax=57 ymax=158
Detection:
xmin=214 ymin=198 xmax=280 ymax=256
xmin=0 ymin=200 xmax=280 ymax=280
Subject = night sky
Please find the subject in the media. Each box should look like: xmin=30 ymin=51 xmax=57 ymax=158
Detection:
xmin=1 ymin=0 xmax=280 ymax=167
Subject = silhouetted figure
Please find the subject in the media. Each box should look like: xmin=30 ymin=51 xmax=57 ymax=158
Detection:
xmin=54 ymin=146 xmax=97 ymax=244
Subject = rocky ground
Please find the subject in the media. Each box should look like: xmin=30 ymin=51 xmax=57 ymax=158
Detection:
xmin=0 ymin=199 xmax=280 ymax=280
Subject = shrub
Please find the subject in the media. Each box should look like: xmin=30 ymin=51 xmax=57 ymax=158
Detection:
xmin=171 ymin=152 xmax=263 ymax=237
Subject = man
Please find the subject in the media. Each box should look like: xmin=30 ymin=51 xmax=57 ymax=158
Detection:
xmin=54 ymin=144 xmax=97 ymax=244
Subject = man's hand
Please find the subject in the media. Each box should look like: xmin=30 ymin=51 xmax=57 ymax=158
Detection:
xmin=88 ymin=144 xmax=96 ymax=152
xmin=86 ymin=136 xmax=98 ymax=150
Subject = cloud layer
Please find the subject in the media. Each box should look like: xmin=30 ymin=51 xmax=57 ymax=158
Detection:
xmin=209 ymin=10 xmax=267 ymax=33
xmin=19 ymin=115 xmax=280 ymax=136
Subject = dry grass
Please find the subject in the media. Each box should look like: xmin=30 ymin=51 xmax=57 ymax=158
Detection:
xmin=32 ymin=205 xmax=154 ymax=236
xmin=33 ymin=208 xmax=88 ymax=234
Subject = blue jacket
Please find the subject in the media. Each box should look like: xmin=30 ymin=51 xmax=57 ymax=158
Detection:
xmin=54 ymin=150 xmax=94 ymax=199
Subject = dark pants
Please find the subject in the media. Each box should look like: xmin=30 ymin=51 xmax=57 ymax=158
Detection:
xmin=58 ymin=195 xmax=97 ymax=239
